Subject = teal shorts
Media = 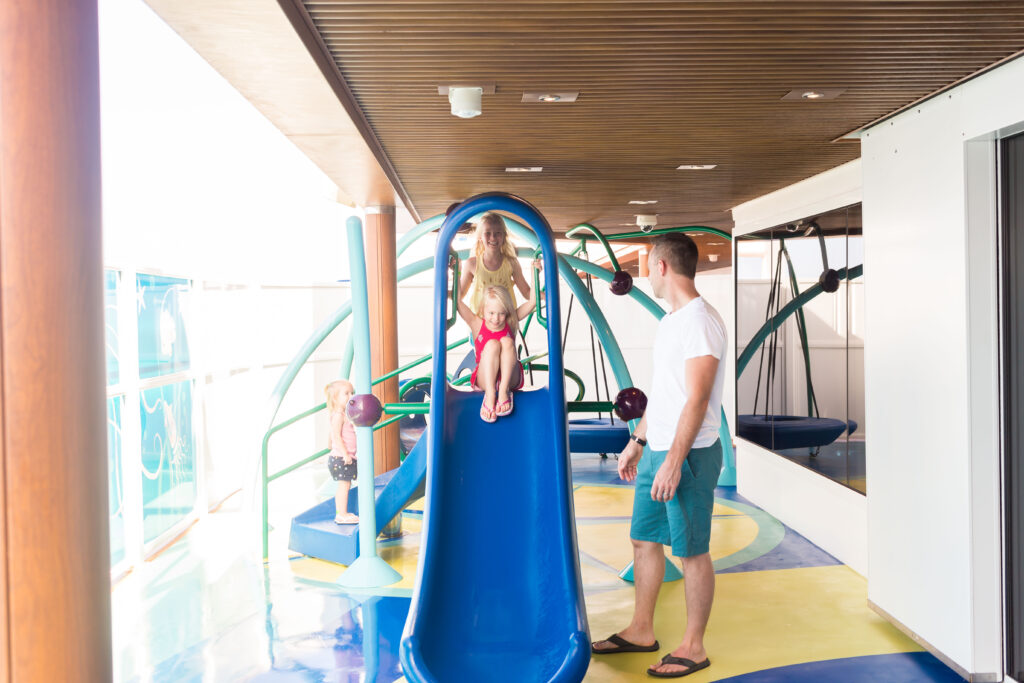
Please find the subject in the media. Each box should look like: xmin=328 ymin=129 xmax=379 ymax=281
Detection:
xmin=629 ymin=440 xmax=722 ymax=558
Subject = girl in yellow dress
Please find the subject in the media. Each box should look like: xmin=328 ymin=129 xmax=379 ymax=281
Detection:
xmin=458 ymin=212 xmax=534 ymax=313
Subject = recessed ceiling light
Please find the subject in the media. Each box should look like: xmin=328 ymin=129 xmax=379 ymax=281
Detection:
xmin=707 ymin=241 xmax=725 ymax=245
xmin=677 ymin=164 xmax=717 ymax=170
xmin=781 ymin=88 xmax=845 ymax=101
xmin=628 ymin=200 xmax=658 ymax=205
xmin=505 ymin=167 xmax=543 ymax=172
xmin=522 ymin=91 xmax=579 ymax=103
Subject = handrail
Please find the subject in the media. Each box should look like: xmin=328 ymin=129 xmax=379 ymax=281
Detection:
xmin=373 ymin=338 xmax=469 ymax=387
xmin=532 ymin=247 xmax=547 ymax=329
xmin=565 ymin=223 xmax=621 ymax=271
xmin=527 ymin=362 xmax=586 ymax=402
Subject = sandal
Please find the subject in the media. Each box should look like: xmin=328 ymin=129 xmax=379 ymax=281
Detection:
xmin=334 ymin=513 xmax=359 ymax=524
xmin=495 ymin=393 xmax=513 ymax=417
xmin=647 ymin=655 xmax=710 ymax=678
xmin=480 ymin=399 xmax=497 ymax=423
xmin=591 ymin=633 xmax=660 ymax=654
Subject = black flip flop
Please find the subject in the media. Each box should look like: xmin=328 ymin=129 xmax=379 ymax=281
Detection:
xmin=647 ymin=654 xmax=711 ymax=678
xmin=591 ymin=633 xmax=660 ymax=654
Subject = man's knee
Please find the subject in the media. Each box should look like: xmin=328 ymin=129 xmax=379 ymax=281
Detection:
xmin=631 ymin=537 xmax=661 ymax=552
xmin=679 ymin=552 xmax=712 ymax=570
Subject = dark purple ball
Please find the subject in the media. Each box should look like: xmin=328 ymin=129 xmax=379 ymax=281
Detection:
xmin=609 ymin=270 xmax=633 ymax=296
xmin=347 ymin=393 xmax=384 ymax=427
xmin=614 ymin=387 xmax=648 ymax=421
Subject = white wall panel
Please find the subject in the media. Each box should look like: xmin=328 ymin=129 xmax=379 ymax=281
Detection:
xmin=860 ymin=55 xmax=1024 ymax=677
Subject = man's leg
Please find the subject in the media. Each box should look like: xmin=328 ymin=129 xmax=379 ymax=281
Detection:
xmin=648 ymin=552 xmax=714 ymax=674
xmin=592 ymin=538 xmax=664 ymax=650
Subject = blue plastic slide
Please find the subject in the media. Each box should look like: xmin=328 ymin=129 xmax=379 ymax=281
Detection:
xmin=400 ymin=194 xmax=590 ymax=682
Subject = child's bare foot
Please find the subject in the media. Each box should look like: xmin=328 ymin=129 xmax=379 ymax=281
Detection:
xmin=480 ymin=393 xmax=496 ymax=423
xmin=334 ymin=513 xmax=359 ymax=524
xmin=495 ymin=389 xmax=513 ymax=417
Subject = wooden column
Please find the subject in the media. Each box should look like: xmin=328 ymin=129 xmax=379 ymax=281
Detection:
xmin=364 ymin=206 xmax=400 ymax=475
xmin=0 ymin=1 xmax=112 ymax=681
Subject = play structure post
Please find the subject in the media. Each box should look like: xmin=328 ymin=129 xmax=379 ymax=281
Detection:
xmin=338 ymin=215 xmax=402 ymax=588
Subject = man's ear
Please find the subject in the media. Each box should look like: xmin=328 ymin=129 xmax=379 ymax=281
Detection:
xmin=658 ymin=258 xmax=668 ymax=276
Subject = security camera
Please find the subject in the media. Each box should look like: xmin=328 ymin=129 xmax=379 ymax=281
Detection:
xmin=636 ymin=214 xmax=658 ymax=232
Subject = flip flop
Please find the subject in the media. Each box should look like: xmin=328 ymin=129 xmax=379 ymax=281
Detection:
xmin=591 ymin=633 xmax=660 ymax=654
xmin=480 ymin=399 xmax=497 ymax=423
xmin=647 ymin=655 xmax=710 ymax=678
xmin=495 ymin=393 xmax=513 ymax=417
xmin=334 ymin=513 xmax=359 ymax=524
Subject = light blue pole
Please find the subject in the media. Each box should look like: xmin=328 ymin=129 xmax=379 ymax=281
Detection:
xmin=338 ymin=215 xmax=401 ymax=588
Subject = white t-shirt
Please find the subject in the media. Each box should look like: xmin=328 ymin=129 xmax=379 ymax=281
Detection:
xmin=645 ymin=297 xmax=728 ymax=451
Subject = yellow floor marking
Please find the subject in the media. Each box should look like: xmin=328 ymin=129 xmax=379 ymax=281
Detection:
xmin=584 ymin=565 xmax=920 ymax=682
xmin=575 ymin=515 xmax=759 ymax=576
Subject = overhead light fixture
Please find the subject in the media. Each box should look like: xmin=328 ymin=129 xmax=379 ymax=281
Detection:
xmin=708 ymin=254 xmax=720 ymax=263
xmin=629 ymin=200 xmax=658 ymax=205
xmin=781 ymin=88 xmax=845 ymax=101
xmin=505 ymin=167 xmax=542 ymax=173
xmin=522 ymin=91 xmax=579 ymax=103
xmin=676 ymin=164 xmax=717 ymax=170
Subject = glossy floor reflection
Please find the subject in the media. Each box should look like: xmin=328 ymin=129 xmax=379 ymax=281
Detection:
xmin=112 ymin=453 xmax=952 ymax=682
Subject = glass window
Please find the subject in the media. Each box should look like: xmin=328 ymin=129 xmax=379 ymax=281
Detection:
xmin=108 ymin=396 xmax=125 ymax=565
xmin=736 ymin=205 xmax=866 ymax=493
xmin=140 ymin=380 xmax=196 ymax=543
xmin=136 ymin=274 xmax=191 ymax=379
xmin=105 ymin=269 xmax=120 ymax=386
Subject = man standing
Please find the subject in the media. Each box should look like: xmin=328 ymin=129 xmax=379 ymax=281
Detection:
xmin=591 ymin=233 xmax=727 ymax=678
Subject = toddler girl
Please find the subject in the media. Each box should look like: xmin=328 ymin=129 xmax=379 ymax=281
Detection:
xmin=325 ymin=379 xmax=358 ymax=524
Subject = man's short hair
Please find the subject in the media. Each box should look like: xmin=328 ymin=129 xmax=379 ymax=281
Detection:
xmin=651 ymin=233 xmax=699 ymax=279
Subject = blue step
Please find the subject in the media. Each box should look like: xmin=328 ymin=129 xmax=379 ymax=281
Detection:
xmin=288 ymin=435 xmax=427 ymax=566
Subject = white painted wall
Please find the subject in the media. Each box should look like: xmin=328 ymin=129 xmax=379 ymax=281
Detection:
xmin=860 ymin=56 xmax=1024 ymax=678
xmin=730 ymin=159 xmax=868 ymax=573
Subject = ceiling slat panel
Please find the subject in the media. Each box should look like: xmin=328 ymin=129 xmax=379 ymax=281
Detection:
xmin=299 ymin=1 xmax=1024 ymax=244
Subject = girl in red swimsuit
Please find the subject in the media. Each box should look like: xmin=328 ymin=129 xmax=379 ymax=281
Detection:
xmin=456 ymin=285 xmax=536 ymax=422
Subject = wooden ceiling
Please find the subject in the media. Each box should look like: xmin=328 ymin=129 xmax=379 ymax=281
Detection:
xmin=288 ymin=0 xmax=1024 ymax=236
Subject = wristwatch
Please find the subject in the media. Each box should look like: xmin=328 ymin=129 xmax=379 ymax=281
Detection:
xmin=630 ymin=434 xmax=647 ymax=446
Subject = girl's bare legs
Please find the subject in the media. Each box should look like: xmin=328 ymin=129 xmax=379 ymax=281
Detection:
xmin=476 ymin=339 xmax=500 ymax=417
xmin=335 ymin=479 xmax=357 ymax=522
xmin=496 ymin=336 xmax=517 ymax=410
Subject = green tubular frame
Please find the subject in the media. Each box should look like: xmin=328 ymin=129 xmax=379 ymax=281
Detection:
xmin=738 ymin=264 xmax=864 ymax=376
xmin=565 ymin=223 xmax=621 ymax=272
xmin=606 ymin=225 xmax=733 ymax=242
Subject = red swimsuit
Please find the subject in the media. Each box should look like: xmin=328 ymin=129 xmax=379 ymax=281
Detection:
xmin=471 ymin=323 xmax=524 ymax=390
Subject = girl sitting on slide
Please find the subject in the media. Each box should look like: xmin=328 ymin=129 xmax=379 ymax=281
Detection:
xmin=456 ymin=286 xmax=535 ymax=423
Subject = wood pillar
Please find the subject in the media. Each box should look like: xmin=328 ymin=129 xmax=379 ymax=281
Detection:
xmin=364 ymin=207 xmax=400 ymax=475
xmin=638 ymin=248 xmax=650 ymax=277
xmin=0 ymin=1 xmax=112 ymax=681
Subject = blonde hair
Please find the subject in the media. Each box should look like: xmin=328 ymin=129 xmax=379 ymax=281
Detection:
xmin=325 ymin=379 xmax=355 ymax=415
xmin=478 ymin=285 xmax=520 ymax=335
xmin=473 ymin=213 xmax=517 ymax=265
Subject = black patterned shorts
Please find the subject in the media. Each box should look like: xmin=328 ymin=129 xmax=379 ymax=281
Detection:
xmin=328 ymin=455 xmax=358 ymax=482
